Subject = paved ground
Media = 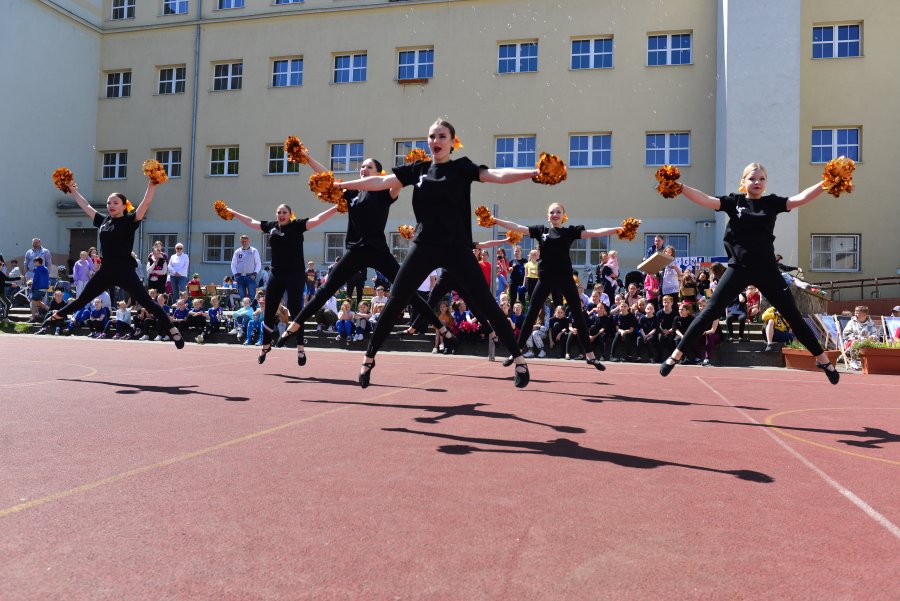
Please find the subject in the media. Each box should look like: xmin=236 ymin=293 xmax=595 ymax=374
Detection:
xmin=1 ymin=335 xmax=898 ymax=600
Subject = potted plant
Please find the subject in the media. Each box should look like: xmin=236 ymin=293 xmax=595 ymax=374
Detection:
xmin=781 ymin=339 xmax=841 ymax=372
xmin=852 ymin=339 xmax=900 ymax=375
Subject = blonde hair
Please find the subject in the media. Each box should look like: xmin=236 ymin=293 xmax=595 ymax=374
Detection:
xmin=739 ymin=163 xmax=767 ymax=192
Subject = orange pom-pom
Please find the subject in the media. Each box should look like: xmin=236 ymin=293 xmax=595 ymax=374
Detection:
xmin=405 ymin=147 xmax=431 ymax=164
xmin=52 ymin=167 xmax=73 ymax=193
xmin=822 ymin=156 xmax=855 ymax=197
xmin=398 ymin=224 xmax=415 ymax=240
xmin=617 ymin=217 xmax=642 ymax=241
xmin=505 ymin=230 xmax=524 ymax=245
xmin=654 ymin=165 xmax=683 ymax=198
xmin=213 ymin=200 xmax=234 ymax=221
xmin=142 ymin=159 xmax=168 ymax=185
xmin=532 ymin=153 xmax=567 ymax=185
xmin=124 ymin=200 xmax=135 ymax=214
xmin=474 ymin=205 xmax=497 ymax=228
xmin=308 ymin=172 xmax=345 ymax=204
xmin=284 ymin=136 xmax=309 ymax=164
xmin=453 ymin=137 xmax=464 ymax=151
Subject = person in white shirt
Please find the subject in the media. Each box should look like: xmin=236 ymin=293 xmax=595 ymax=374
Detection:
xmin=24 ymin=238 xmax=53 ymax=281
xmin=230 ymin=234 xmax=262 ymax=302
xmin=405 ymin=268 xmax=439 ymax=335
xmin=167 ymin=243 xmax=189 ymax=297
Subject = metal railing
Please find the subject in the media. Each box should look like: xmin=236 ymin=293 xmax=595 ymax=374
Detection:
xmin=809 ymin=276 xmax=900 ymax=301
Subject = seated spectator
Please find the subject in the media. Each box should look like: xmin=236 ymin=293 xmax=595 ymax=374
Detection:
xmin=745 ymin=285 xmax=761 ymax=321
xmin=188 ymin=273 xmax=203 ymax=297
xmin=221 ymin=276 xmax=240 ymax=309
xmin=725 ymin=292 xmax=749 ymax=342
xmin=623 ymin=282 xmax=641 ymax=309
xmin=433 ymin=301 xmax=454 ymax=354
xmin=168 ymin=298 xmax=190 ymax=339
xmin=370 ymin=286 xmax=389 ymax=311
xmin=673 ymin=302 xmax=698 ymax=364
xmin=695 ymin=297 xmax=721 ymax=366
xmin=369 ymin=301 xmax=384 ymax=331
xmin=637 ymin=302 xmax=660 ymax=363
xmin=843 ymin=305 xmax=880 ymax=370
xmin=695 ymin=270 xmax=711 ymax=301
xmin=451 ymin=299 xmax=479 ymax=335
xmin=679 ymin=272 xmax=697 ymax=307
xmin=335 ymin=301 xmax=355 ymax=341
xmin=354 ymin=301 xmax=371 ymax=341
xmin=609 ymin=300 xmax=637 ymax=362
xmin=61 ymin=304 xmax=93 ymax=336
xmin=510 ymin=302 xmax=525 ymax=338
xmin=187 ymin=298 xmax=208 ymax=335
xmin=230 ymin=297 xmax=254 ymax=341
xmin=315 ymin=295 xmax=339 ymax=332
xmin=657 ymin=295 xmax=678 ymax=360
xmin=87 ymin=298 xmax=110 ymax=338
xmin=762 ymin=305 xmax=793 ymax=352
xmin=524 ymin=306 xmax=550 ymax=359
xmin=202 ymin=295 xmax=224 ymax=341
xmin=243 ymin=298 xmax=265 ymax=346
xmin=587 ymin=300 xmax=613 ymax=360
xmin=35 ymin=290 xmax=68 ymax=335
xmin=548 ymin=305 xmax=572 ymax=359
xmin=111 ymin=300 xmax=133 ymax=340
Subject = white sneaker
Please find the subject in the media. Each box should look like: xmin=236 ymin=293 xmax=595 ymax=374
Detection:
xmin=432 ymin=347 xmax=439 ymax=353
xmin=354 ymin=333 xmax=364 ymax=341
xmin=523 ymin=350 xmax=535 ymax=358
xmin=196 ymin=334 xmax=204 ymax=344
xmin=538 ymin=350 xmax=546 ymax=358
xmin=235 ymin=329 xmax=244 ymax=340
xmin=227 ymin=328 xmax=239 ymax=335
xmin=153 ymin=335 xmax=162 ymax=341
xmin=849 ymin=359 xmax=861 ymax=370
xmin=139 ymin=335 xmax=150 ymax=341
xmin=163 ymin=336 xmax=170 ymax=341
xmin=316 ymin=325 xmax=322 ymax=332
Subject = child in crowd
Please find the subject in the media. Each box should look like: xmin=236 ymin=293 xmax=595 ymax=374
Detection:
xmin=368 ymin=301 xmax=384 ymax=331
xmin=761 ymin=305 xmax=793 ymax=352
xmin=673 ymin=302 xmax=697 ymax=364
xmin=336 ymin=300 xmax=355 ymax=342
xmin=588 ymin=300 xmax=613 ymax=360
xmin=725 ymin=292 xmax=749 ymax=342
xmin=244 ymin=298 xmax=265 ymax=346
xmin=637 ymin=302 xmax=660 ymax=363
xmin=230 ymin=297 xmax=254 ymax=341
xmin=110 ymin=300 xmax=133 ymax=339
xmin=30 ymin=257 xmax=50 ymax=321
xmin=187 ymin=298 xmax=208 ymax=336
xmin=434 ymin=301 xmax=454 ymax=353
xmin=35 ymin=290 xmax=67 ymax=335
xmin=205 ymin=295 xmax=223 ymax=338
xmin=354 ymin=302 xmax=371 ymax=342
xmin=222 ymin=276 xmax=240 ymax=309
xmin=524 ymin=306 xmax=549 ymax=359
xmin=657 ymin=295 xmax=678 ymax=360
xmin=61 ymin=304 xmax=93 ymax=336
xmin=695 ymin=297 xmax=720 ymax=366
xmin=679 ymin=272 xmax=697 ymax=307
xmin=842 ymin=305 xmax=880 ymax=370
xmin=745 ymin=285 xmax=761 ymax=321
xmin=510 ymin=302 xmax=525 ymax=338
xmin=524 ymin=249 xmax=540 ymax=302
xmin=88 ymin=298 xmax=110 ymax=338
xmin=169 ymin=298 xmax=190 ymax=339
xmin=548 ymin=305 xmax=572 ymax=359
xmin=644 ymin=270 xmax=660 ymax=310
xmin=609 ymin=300 xmax=638 ymax=362
xmin=188 ymin=273 xmax=203 ymax=297
xmin=146 ymin=293 xmax=171 ymax=341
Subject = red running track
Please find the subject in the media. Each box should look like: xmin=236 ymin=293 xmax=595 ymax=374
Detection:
xmin=1 ymin=335 xmax=898 ymax=600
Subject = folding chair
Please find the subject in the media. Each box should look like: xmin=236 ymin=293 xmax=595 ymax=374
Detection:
xmin=884 ymin=316 xmax=900 ymax=342
xmin=814 ymin=314 xmax=850 ymax=366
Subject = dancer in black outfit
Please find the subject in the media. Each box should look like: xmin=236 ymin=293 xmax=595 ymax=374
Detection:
xmin=276 ymin=151 xmax=447 ymax=364
xmin=336 ymin=118 xmax=546 ymax=388
xmin=494 ymin=203 xmax=621 ymax=370
xmin=659 ymin=162 xmax=840 ymax=384
xmin=228 ymin=202 xmax=338 ymax=364
xmin=47 ymin=178 xmax=183 ymax=348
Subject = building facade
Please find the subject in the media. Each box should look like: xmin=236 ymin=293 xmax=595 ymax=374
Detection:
xmin=2 ymin=0 xmax=896 ymax=284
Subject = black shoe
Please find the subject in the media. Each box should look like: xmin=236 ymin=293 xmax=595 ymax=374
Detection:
xmin=359 ymin=359 xmax=375 ymax=388
xmin=659 ymin=357 xmax=677 ymax=377
xmin=275 ymin=328 xmax=295 ymax=348
xmin=586 ymin=357 xmax=606 ymax=371
xmin=816 ymin=361 xmax=840 ymax=385
xmin=514 ymin=362 xmax=530 ymax=388
xmin=297 ymin=347 xmax=307 ymax=366
xmin=258 ymin=345 xmax=271 ymax=365
xmin=169 ymin=328 xmax=185 ymax=350
xmin=502 ymin=355 xmax=515 ymax=367
xmin=442 ymin=331 xmax=457 ymax=352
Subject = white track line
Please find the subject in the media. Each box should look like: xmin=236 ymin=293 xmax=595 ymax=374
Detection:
xmin=698 ymin=377 xmax=900 ymax=542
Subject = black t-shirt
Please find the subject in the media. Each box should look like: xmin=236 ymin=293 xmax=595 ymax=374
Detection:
xmin=638 ymin=314 xmax=659 ymax=335
xmin=392 ymin=157 xmax=483 ymax=247
xmin=527 ymin=224 xmax=585 ymax=277
xmin=673 ymin=314 xmax=694 ymax=334
xmin=94 ymin=212 xmax=139 ymax=268
xmin=615 ymin=311 xmax=638 ymax=331
xmin=260 ymin=218 xmax=309 ymax=275
xmin=345 ymin=189 xmax=396 ymax=251
xmin=509 ymin=258 xmax=527 ymax=284
xmin=717 ymin=193 xmax=788 ymax=268
xmin=657 ymin=309 xmax=677 ymax=331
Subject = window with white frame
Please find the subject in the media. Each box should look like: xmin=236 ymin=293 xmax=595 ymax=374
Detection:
xmin=644 ymin=233 xmax=689 ymax=258
xmin=205 ymin=234 xmax=235 ymax=263
xmin=569 ymin=134 xmax=611 ymax=168
xmin=495 ymin=136 xmax=536 ymax=168
xmin=101 ymin=152 xmax=128 ymax=180
xmin=569 ymin=237 xmax=609 ymax=268
xmin=216 ymin=0 xmax=243 ymax=9
xmin=398 ymin=48 xmax=434 ymax=81
xmin=268 ymin=145 xmax=300 ymax=175
xmin=272 ymin=58 xmax=303 ymax=87
xmin=213 ymin=62 xmax=242 ymax=91
xmin=811 ymin=234 xmax=859 ymax=272
xmin=162 ymin=0 xmax=188 ymax=15
xmin=158 ymin=66 xmax=186 ymax=95
xmin=334 ymin=53 xmax=367 ymax=83
xmin=394 ymin=140 xmax=429 ymax=165
xmin=330 ymin=142 xmax=364 ymax=173
xmin=105 ymin=71 xmax=131 ymax=98
xmin=390 ymin=233 xmax=411 ymax=263
xmin=571 ymin=37 xmax=613 ymax=70
xmin=812 ymin=24 xmax=861 ymax=59
xmin=147 ymin=234 xmax=178 ymax=257
xmin=498 ymin=41 xmax=538 ymax=73
xmin=325 ymin=233 xmax=346 ymax=263
xmin=155 ymin=149 xmax=182 ymax=179
xmin=111 ymin=0 xmax=134 ymax=19
xmin=647 ymin=33 xmax=692 ymax=66
xmin=811 ymin=128 xmax=860 ymax=163
xmin=210 ymin=147 xmax=239 ymax=176
xmin=645 ymin=132 xmax=690 ymax=166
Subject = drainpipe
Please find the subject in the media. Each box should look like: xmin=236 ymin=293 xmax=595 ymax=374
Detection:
xmin=186 ymin=0 xmax=202 ymax=255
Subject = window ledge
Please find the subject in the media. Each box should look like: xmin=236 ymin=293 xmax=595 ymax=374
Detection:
xmin=397 ymin=78 xmax=429 ymax=85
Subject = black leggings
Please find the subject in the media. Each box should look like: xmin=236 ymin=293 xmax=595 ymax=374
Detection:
xmin=516 ymin=275 xmax=594 ymax=356
xmin=676 ymin=264 xmax=824 ymax=356
xmin=366 ymin=242 xmax=521 ymax=359
xmin=263 ymin=271 xmax=305 ymax=346
xmin=54 ymin=265 xmax=173 ymax=333
xmin=291 ymin=245 xmax=441 ymax=344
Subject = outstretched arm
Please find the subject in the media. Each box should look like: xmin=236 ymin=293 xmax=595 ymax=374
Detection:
xmin=581 ymin=227 xmax=621 ymax=239
xmin=338 ymin=174 xmax=399 ymax=192
xmin=65 ymin=181 xmax=97 ymax=220
xmin=493 ymin=217 xmax=529 ymax=234
xmin=133 ymin=182 xmax=157 ymax=222
xmin=479 ymin=167 xmax=539 ymax=184
xmin=475 ymin=238 xmax=509 ymax=250
xmin=680 ymin=184 xmax=721 ymax=210
xmin=786 ymin=180 xmax=826 ymax=210
xmin=305 ymin=205 xmax=340 ymax=230
xmin=230 ymin=209 xmax=263 ymax=232
xmin=302 ymin=149 xmax=328 ymax=174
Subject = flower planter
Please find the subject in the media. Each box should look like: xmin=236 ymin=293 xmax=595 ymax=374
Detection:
xmin=859 ymin=347 xmax=900 ymax=375
xmin=781 ymin=347 xmax=840 ymax=372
